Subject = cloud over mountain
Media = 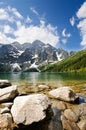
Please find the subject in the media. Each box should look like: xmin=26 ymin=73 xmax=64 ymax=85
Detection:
xmin=0 ymin=5 xmax=59 ymax=46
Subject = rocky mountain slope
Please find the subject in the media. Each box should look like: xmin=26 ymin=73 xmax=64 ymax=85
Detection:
xmin=40 ymin=49 xmax=86 ymax=72
xmin=0 ymin=40 xmax=70 ymax=72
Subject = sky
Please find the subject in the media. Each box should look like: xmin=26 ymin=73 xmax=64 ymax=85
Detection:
xmin=0 ymin=0 xmax=86 ymax=51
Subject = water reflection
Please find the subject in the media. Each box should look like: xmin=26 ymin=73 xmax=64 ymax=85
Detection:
xmin=0 ymin=72 xmax=86 ymax=84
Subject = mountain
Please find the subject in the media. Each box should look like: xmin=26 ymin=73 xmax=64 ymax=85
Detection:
xmin=40 ymin=49 xmax=86 ymax=72
xmin=11 ymin=41 xmax=31 ymax=51
xmin=18 ymin=40 xmax=69 ymax=64
xmin=0 ymin=44 xmax=20 ymax=63
xmin=0 ymin=40 xmax=70 ymax=72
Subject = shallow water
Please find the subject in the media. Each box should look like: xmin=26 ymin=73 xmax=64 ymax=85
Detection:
xmin=0 ymin=72 xmax=86 ymax=130
xmin=0 ymin=72 xmax=86 ymax=94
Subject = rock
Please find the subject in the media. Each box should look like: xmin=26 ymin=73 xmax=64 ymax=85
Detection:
xmin=38 ymin=85 xmax=49 ymax=89
xmin=0 ymin=80 xmax=11 ymax=88
xmin=0 ymin=107 xmax=10 ymax=114
xmin=74 ymin=103 xmax=86 ymax=120
xmin=0 ymin=85 xmax=19 ymax=103
xmin=1 ymin=103 xmax=13 ymax=109
xmin=0 ymin=113 xmax=12 ymax=130
xmin=49 ymin=86 xmax=78 ymax=102
xmin=61 ymin=114 xmax=80 ymax=130
xmin=63 ymin=109 xmax=79 ymax=122
xmin=51 ymin=100 xmax=67 ymax=110
xmin=11 ymin=94 xmax=51 ymax=125
xmin=77 ymin=120 xmax=86 ymax=130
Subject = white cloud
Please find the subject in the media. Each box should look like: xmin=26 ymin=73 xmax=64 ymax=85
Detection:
xmin=61 ymin=28 xmax=71 ymax=45
xmin=3 ymin=25 xmax=14 ymax=34
xmin=61 ymin=39 xmax=67 ymax=44
xmin=62 ymin=28 xmax=71 ymax=38
xmin=70 ymin=16 xmax=75 ymax=26
xmin=30 ymin=7 xmax=39 ymax=16
xmin=25 ymin=16 xmax=32 ymax=23
xmin=14 ymin=21 xmax=59 ymax=46
xmin=0 ymin=32 xmax=14 ymax=44
xmin=0 ymin=6 xmax=59 ymax=46
xmin=0 ymin=6 xmax=23 ymax=23
xmin=0 ymin=8 xmax=9 ymax=20
xmin=8 ymin=6 xmax=23 ymax=19
xmin=77 ymin=19 xmax=86 ymax=46
xmin=76 ymin=2 xmax=86 ymax=19
xmin=77 ymin=1 xmax=86 ymax=46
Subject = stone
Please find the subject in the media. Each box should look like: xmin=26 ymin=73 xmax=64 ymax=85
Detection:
xmin=77 ymin=120 xmax=86 ymax=130
xmin=0 ymin=80 xmax=11 ymax=88
xmin=1 ymin=103 xmax=13 ymax=109
xmin=0 ymin=107 xmax=10 ymax=114
xmin=38 ymin=85 xmax=49 ymax=89
xmin=51 ymin=100 xmax=67 ymax=110
xmin=11 ymin=94 xmax=51 ymax=125
xmin=0 ymin=85 xmax=19 ymax=103
xmin=49 ymin=86 xmax=78 ymax=102
xmin=61 ymin=114 xmax=80 ymax=130
xmin=74 ymin=103 xmax=86 ymax=120
xmin=0 ymin=113 xmax=13 ymax=130
xmin=64 ymin=109 xmax=79 ymax=122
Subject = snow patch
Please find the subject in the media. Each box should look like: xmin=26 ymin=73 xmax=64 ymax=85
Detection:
xmin=11 ymin=63 xmax=21 ymax=72
xmin=56 ymin=52 xmax=62 ymax=61
xmin=32 ymin=54 xmax=38 ymax=59
xmin=18 ymin=51 xmax=24 ymax=56
xmin=29 ymin=62 xmax=38 ymax=69
xmin=29 ymin=62 xmax=40 ymax=72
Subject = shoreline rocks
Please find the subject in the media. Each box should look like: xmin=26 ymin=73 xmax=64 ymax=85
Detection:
xmin=11 ymin=94 xmax=51 ymax=125
xmin=0 ymin=85 xmax=19 ymax=103
xmin=0 ymin=79 xmax=86 ymax=130
xmin=48 ymin=86 xmax=79 ymax=102
xmin=0 ymin=80 xmax=11 ymax=88
xmin=0 ymin=113 xmax=12 ymax=130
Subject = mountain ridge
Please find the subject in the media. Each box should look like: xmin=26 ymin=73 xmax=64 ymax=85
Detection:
xmin=0 ymin=40 xmax=72 ymax=72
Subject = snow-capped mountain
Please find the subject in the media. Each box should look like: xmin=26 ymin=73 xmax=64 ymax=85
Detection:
xmin=0 ymin=44 xmax=19 ymax=63
xmin=0 ymin=40 xmax=70 ymax=72
xmin=11 ymin=41 xmax=31 ymax=51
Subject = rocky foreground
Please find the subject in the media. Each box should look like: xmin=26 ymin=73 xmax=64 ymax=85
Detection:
xmin=0 ymin=80 xmax=86 ymax=130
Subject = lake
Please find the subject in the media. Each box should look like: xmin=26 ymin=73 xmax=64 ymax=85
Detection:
xmin=0 ymin=72 xmax=86 ymax=94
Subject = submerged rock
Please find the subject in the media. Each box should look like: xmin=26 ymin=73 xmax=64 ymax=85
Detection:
xmin=0 ymin=113 xmax=12 ymax=130
xmin=0 ymin=80 xmax=11 ymax=88
xmin=38 ymin=85 xmax=49 ymax=89
xmin=74 ymin=103 xmax=86 ymax=120
xmin=63 ymin=109 xmax=79 ymax=122
xmin=11 ymin=94 xmax=51 ymax=125
xmin=77 ymin=119 xmax=86 ymax=130
xmin=49 ymin=86 xmax=78 ymax=102
xmin=61 ymin=114 xmax=80 ymax=130
xmin=0 ymin=85 xmax=19 ymax=103
xmin=51 ymin=100 xmax=67 ymax=110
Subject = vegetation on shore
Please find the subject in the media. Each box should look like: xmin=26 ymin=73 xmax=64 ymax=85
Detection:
xmin=39 ymin=49 xmax=86 ymax=72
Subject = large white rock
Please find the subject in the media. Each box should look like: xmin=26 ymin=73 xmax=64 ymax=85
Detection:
xmin=11 ymin=94 xmax=51 ymax=125
xmin=0 ymin=86 xmax=19 ymax=103
xmin=0 ymin=80 xmax=11 ymax=88
xmin=49 ymin=87 xmax=78 ymax=102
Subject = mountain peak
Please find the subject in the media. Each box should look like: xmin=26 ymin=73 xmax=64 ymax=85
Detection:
xmin=32 ymin=40 xmax=45 ymax=46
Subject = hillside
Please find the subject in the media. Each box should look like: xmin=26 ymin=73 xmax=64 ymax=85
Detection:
xmin=39 ymin=49 xmax=86 ymax=72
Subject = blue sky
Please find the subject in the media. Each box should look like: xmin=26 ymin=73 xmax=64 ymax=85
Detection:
xmin=0 ymin=0 xmax=86 ymax=51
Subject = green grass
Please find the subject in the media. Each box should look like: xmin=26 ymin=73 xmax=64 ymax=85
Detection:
xmin=39 ymin=49 xmax=86 ymax=72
